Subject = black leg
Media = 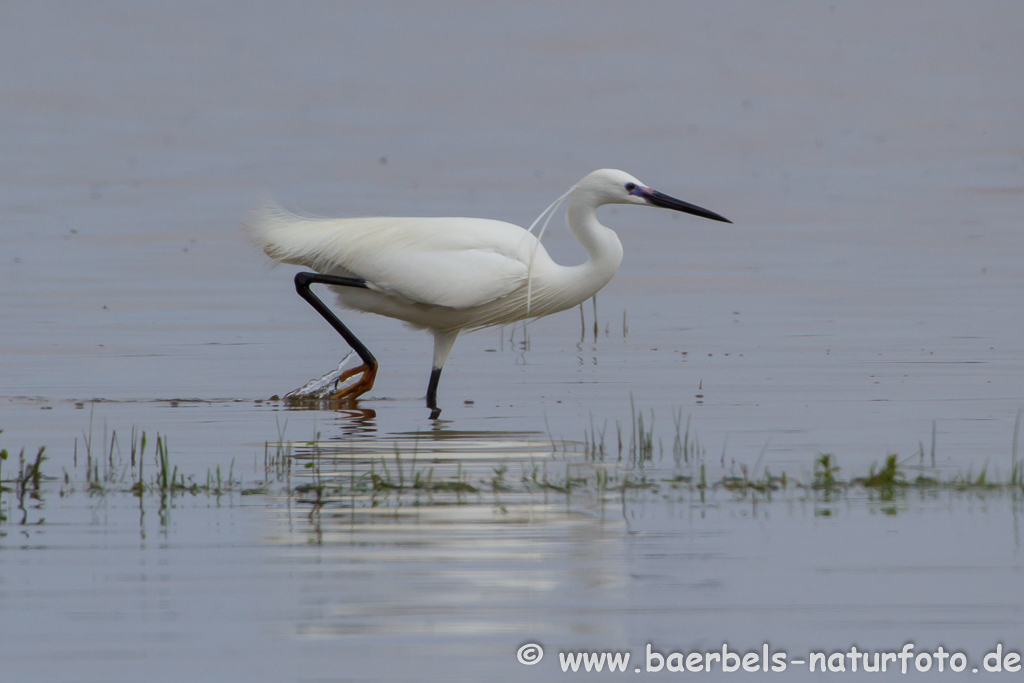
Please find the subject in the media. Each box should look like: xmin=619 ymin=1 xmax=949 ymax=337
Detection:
xmin=427 ymin=366 xmax=443 ymax=419
xmin=294 ymin=272 xmax=377 ymax=372
xmin=426 ymin=366 xmax=443 ymax=408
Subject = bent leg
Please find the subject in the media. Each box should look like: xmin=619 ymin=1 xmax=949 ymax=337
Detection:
xmin=294 ymin=271 xmax=378 ymax=400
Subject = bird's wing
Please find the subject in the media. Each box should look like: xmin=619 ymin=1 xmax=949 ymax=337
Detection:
xmin=340 ymin=217 xmax=534 ymax=309
xmin=249 ymin=210 xmax=537 ymax=309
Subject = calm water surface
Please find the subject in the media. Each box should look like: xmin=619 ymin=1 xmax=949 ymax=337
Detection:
xmin=2 ymin=3 xmax=1023 ymax=680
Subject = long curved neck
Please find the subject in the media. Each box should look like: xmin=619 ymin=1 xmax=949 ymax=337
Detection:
xmin=565 ymin=187 xmax=624 ymax=288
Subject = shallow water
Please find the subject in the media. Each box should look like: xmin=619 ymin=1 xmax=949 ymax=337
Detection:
xmin=2 ymin=2 xmax=1023 ymax=680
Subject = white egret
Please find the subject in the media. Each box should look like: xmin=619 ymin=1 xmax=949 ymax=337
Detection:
xmin=248 ymin=169 xmax=730 ymax=410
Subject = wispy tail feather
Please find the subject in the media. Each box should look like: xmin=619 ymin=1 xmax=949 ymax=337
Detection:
xmin=244 ymin=202 xmax=355 ymax=274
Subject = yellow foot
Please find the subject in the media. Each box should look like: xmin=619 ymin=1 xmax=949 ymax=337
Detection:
xmin=327 ymin=363 xmax=378 ymax=402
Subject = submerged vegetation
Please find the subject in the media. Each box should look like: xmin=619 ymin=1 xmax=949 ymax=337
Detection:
xmin=67 ymin=417 xmax=246 ymax=501
xmin=267 ymin=405 xmax=1024 ymax=523
xmin=1 ymin=409 xmax=1022 ymax=528
xmin=0 ymin=429 xmax=49 ymax=525
xmin=0 ymin=415 xmax=251 ymax=529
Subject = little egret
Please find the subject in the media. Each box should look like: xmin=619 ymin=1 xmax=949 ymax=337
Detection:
xmin=248 ymin=168 xmax=730 ymax=409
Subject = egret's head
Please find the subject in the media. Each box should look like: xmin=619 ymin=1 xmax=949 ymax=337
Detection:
xmin=577 ymin=168 xmax=732 ymax=223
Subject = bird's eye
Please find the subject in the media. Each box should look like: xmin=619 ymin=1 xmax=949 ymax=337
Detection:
xmin=625 ymin=182 xmax=636 ymax=192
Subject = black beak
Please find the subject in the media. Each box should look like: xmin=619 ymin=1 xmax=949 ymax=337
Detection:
xmin=644 ymin=189 xmax=732 ymax=224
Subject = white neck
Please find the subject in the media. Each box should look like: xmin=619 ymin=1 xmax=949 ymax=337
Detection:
xmin=557 ymin=186 xmax=624 ymax=303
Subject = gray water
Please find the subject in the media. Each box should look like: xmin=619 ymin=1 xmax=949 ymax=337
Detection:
xmin=2 ymin=2 xmax=1023 ymax=680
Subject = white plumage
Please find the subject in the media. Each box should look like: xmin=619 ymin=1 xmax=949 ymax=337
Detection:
xmin=248 ymin=168 xmax=730 ymax=408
